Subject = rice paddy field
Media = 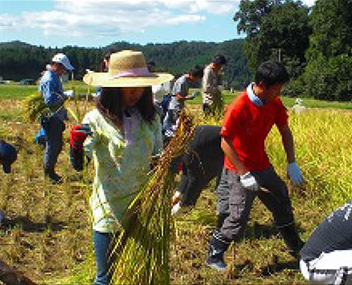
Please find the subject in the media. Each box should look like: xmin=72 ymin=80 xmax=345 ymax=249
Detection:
xmin=0 ymin=82 xmax=352 ymax=284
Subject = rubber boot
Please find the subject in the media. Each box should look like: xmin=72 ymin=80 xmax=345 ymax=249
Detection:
xmin=205 ymin=231 xmax=230 ymax=270
xmin=278 ymin=223 xmax=305 ymax=258
xmin=44 ymin=167 xmax=62 ymax=184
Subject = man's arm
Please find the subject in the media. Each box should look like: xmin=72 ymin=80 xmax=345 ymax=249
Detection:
xmin=278 ymin=125 xmax=295 ymax=163
xmin=221 ymin=136 xmax=247 ymax=175
xmin=175 ymin=92 xmax=192 ymax=101
xmin=222 ymin=136 xmax=260 ymax=191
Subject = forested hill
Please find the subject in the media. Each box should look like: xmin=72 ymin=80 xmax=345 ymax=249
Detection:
xmin=0 ymin=40 xmax=251 ymax=89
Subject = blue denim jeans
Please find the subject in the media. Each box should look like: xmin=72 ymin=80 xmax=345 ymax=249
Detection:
xmin=92 ymin=230 xmax=115 ymax=285
xmin=44 ymin=116 xmax=65 ymax=170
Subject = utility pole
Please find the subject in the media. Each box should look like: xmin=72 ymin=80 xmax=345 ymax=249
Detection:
xmin=272 ymin=48 xmax=282 ymax=62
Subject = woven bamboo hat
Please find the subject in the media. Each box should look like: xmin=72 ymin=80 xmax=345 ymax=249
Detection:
xmin=83 ymin=50 xmax=174 ymax=87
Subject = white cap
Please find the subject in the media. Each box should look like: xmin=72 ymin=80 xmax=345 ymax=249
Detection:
xmin=52 ymin=53 xmax=74 ymax=71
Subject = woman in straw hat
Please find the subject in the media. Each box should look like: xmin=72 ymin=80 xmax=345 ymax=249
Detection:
xmin=69 ymin=50 xmax=173 ymax=285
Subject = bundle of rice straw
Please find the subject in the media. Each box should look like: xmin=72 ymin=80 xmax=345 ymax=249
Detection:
xmin=110 ymin=109 xmax=196 ymax=285
xmin=22 ymin=93 xmax=49 ymax=123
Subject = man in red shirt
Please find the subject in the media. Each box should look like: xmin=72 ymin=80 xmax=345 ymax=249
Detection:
xmin=206 ymin=60 xmax=304 ymax=270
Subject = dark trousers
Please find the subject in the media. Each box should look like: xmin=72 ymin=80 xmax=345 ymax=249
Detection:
xmin=217 ymin=165 xmax=294 ymax=243
xmin=44 ymin=117 xmax=65 ymax=170
xmin=178 ymin=151 xmax=222 ymax=206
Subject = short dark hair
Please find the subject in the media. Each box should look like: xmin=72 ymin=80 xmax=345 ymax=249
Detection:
xmin=212 ymin=54 xmax=227 ymax=65
xmin=147 ymin=61 xmax=156 ymax=72
xmin=189 ymin=65 xmax=204 ymax=78
xmin=104 ymin=48 xmax=117 ymax=60
xmin=100 ymin=48 xmax=117 ymax=71
xmin=255 ymin=60 xmax=290 ymax=88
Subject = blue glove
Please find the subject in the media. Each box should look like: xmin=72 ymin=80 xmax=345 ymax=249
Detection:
xmin=287 ymin=162 xmax=304 ymax=186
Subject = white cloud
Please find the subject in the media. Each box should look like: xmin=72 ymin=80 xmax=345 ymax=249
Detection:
xmin=0 ymin=0 xmax=317 ymax=40
xmin=0 ymin=0 xmax=219 ymax=38
xmin=0 ymin=14 xmax=21 ymax=29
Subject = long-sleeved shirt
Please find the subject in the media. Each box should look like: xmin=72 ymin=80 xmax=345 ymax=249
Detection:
xmin=39 ymin=70 xmax=67 ymax=121
xmin=81 ymin=109 xmax=162 ymax=233
xmin=202 ymin=65 xmax=220 ymax=106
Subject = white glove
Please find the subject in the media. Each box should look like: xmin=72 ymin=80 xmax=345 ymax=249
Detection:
xmin=63 ymin=90 xmax=74 ymax=98
xmin=240 ymin=172 xmax=260 ymax=191
xmin=189 ymin=91 xmax=200 ymax=99
xmin=172 ymin=191 xmax=181 ymax=206
xmin=287 ymin=162 xmax=304 ymax=186
xmin=164 ymin=129 xmax=175 ymax=138
xmin=171 ymin=201 xmax=191 ymax=216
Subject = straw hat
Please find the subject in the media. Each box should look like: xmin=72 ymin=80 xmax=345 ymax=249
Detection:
xmin=83 ymin=50 xmax=174 ymax=87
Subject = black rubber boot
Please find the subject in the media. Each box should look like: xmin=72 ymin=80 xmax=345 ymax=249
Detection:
xmin=278 ymin=223 xmax=305 ymax=258
xmin=44 ymin=167 xmax=62 ymax=184
xmin=206 ymin=231 xmax=230 ymax=270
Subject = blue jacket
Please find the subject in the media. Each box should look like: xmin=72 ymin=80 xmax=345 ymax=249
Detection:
xmin=39 ymin=70 xmax=67 ymax=121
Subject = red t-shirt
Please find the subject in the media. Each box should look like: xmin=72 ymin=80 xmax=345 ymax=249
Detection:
xmin=221 ymin=90 xmax=288 ymax=172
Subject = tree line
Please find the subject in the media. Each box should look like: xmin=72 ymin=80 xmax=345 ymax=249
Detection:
xmin=0 ymin=40 xmax=252 ymax=90
xmin=235 ymin=0 xmax=352 ymax=101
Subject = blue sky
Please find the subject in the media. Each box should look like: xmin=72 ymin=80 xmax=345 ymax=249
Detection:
xmin=0 ymin=0 xmax=316 ymax=48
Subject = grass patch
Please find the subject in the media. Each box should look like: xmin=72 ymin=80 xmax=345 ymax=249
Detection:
xmin=0 ymin=81 xmax=90 ymax=100
xmin=3 ymin=81 xmax=352 ymax=110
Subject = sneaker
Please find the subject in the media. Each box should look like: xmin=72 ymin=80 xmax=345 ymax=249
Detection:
xmin=205 ymin=255 xmax=227 ymax=270
xmin=171 ymin=202 xmax=191 ymax=216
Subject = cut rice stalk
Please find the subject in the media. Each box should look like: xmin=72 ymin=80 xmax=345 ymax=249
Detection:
xmin=22 ymin=93 xmax=49 ymax=123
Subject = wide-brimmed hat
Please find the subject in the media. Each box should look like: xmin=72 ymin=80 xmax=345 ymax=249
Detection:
xmin=0 ymin=141 xmax=17 ymax=174
xmin=52 ymin=53 xmax=74 ymax=71
xmin=83 ymin=50 xmax=174 ymax=87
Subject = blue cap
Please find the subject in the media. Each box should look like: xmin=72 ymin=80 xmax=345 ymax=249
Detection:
xmin=0 ymin=141 xmax=17 ymax=173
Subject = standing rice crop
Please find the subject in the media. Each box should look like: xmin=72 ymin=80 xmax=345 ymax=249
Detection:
xmin=110 ymin=110 xmax=196 ymax=285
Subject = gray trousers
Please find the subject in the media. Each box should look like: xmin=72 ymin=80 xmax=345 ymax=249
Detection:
xmin=216 ymin=165 xmax=294 ymax=243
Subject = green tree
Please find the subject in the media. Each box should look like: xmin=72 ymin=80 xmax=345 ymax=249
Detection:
xmin=302 ymin=0 xmax=352 ymax=101
xmin=0 ymin=40 xmax=252 ymax=88
xmin=234 ymin=0 xmax=310 ymax=85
